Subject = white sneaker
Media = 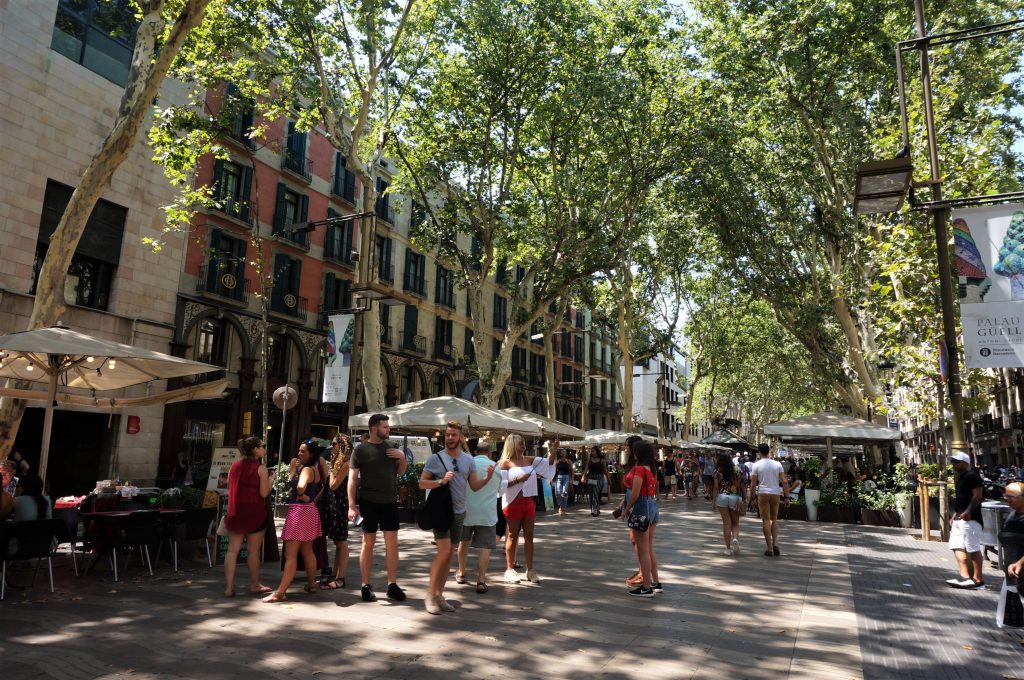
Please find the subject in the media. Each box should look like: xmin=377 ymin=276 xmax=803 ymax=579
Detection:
xmin=731 ymin=538 xmax=740 ymax=555
xmin=437 ymin=595 xmax=456 ymax=612
xmin=722 ymin=549 xmax=733 ymax=556
xmin=504 ymin=569 xmax=521 ymax=583
xmin=526 ymin=569 xmax=540 ymax=583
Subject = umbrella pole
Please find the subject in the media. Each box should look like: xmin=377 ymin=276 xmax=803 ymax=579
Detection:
xmin=38 ymin=357 xmax=59 ymax=484
xmin=825 ymin=437 xmax=833 ymax=489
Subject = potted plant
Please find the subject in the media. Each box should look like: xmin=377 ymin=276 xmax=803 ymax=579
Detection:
xmin=816 ymin=484 xmax=856 ymax=523
xmin=778 ymin=496 xmax=807 ymax=521
xmin=892 ymin=463 xmax=916 ymax=528
xmin=801 ymin=456 xmax=823 ymax=521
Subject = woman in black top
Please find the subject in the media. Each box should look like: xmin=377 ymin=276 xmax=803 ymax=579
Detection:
xmin=581 ymin=448 xmax=610 ymax=517
xmin=553 ymin=451 xmax=573 ymax=516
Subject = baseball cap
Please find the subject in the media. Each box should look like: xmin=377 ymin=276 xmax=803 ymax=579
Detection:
xmin=950 ymin=452 xmax=970 ymax=464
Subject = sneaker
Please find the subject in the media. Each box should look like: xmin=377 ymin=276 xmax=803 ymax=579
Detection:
xmin=651 ymin=582 xmax=663 ymax=593
xmin=945 ymin=577 xmax=964 ymax=587
xmin=386 ymin=583 xmax=407 ymax=601
xmin=424 ymin=594 xmax=441 ymax=615
xmin=724 ymin=550 xmax=734 ymax=556
xmin=526 ymin=569 xmax=540 ymax=583
xmin=504 ymin=569 xmax=521 ymax=583
xmin=437 ymin=596 xmax=456 ymax=612
xmin=731 ymin=538 xmax=740 ymax=555
xmin=960 ymin=579 xmax=986 ymax=589
xmin=361 ymin=584 xmax=377 ymax=602
xmin=628 ymin=586 xmax=655 ymax=598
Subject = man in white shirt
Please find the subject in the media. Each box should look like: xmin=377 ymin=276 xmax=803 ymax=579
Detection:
xmin=455 ymin=439 xmax=502 ymax=594
xmin=750 ymin=443 xmax=790 ymax=557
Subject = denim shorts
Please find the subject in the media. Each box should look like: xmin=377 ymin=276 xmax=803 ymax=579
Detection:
xmin=716 ymin=492 xmax=741 ymax=510
xmin=630 ymin=497 xmax=659 ymax=526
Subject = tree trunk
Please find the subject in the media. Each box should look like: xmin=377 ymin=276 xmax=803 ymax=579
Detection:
xmin=0 ymin=0 xmax=214 ymax=460
xmin=683 ymin=367 xmax=701 ymax=442
xmin=358 ymin=189 xmax=385 ymax=411
xmin=618 ymin=296 xmax=635 ymax=432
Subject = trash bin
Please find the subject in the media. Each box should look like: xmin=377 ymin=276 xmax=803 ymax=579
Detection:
xmin=981 ymin=501 xmax=1011 ymax=549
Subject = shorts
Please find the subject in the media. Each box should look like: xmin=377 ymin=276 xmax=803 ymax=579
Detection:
xmin=949 ymin=518 xmax=982 ymax=553
xmin=666 ymin=474 xmax=677 ymax=487
xmin=716 ymin=493 xmax=742 ymax=511
xmin=434 ymin=511 xmax=466 ymax=542
xmin=460 ymin=524 xmax=497 ymax=550
xmin=630 ymin=497 xmax=660 ymax=526
xmin=360 ymin=500 xmax=400 ymax=533
xmin=757 ymin=493 xmax=781 ymax=519
xmin=503 ymin=495 xmax=537 ymax=521
xmin=702 ymin=475 xmax=714 ymax=488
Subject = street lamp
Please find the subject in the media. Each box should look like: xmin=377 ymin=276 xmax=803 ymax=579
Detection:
xmin=853 ymin=156 xmax=913 ymax=215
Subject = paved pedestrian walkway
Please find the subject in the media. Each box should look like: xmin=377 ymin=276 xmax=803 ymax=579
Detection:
xmin=1 ymin=498 xmax=1022 ymax=679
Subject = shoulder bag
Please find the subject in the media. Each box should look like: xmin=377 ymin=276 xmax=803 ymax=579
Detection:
xmin=415 ymin=453 xmax=454 ymax=532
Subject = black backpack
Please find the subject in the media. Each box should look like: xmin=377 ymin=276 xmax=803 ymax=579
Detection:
xmin=415 ymin=453 xmax=454 ymax=531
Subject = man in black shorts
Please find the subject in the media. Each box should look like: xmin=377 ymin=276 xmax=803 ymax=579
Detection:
xmin=349 ymin=413 xmax=409 ymax=602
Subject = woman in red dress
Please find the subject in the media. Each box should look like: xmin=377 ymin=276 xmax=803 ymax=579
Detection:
xmin=223 ymin=436 xmax=273 ymax=597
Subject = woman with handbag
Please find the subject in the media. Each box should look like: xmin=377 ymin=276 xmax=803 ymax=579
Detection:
xmin=263 ymin=439 xmax=323 ymax=603
xmin=223 ymin=437 xmax=273 ymax=597
xmin=621 ymin=439 xmax=661 ymax=598
xmin=712 ymin=452 xmax=747 ymax=556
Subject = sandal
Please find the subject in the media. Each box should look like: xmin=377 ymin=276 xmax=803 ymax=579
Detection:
xmin=455 ymin=574 xmax=467 ymax=585
xmin=262 ymin=591 xmax=287 ymax=603
xmin=337 ymin=577 xmax=346 ymax=589
xmin=319 ymin=579 xmax=342 ymax=591
xmin=249 ymin=585 xmax=273 ymax=595
xmin=304 ymin=583 xmax=318 ymax=594
xmin=223 ymin=589 xmax=236 ymax=598
xmin=476 ymin=582 xmax=489 ymax=594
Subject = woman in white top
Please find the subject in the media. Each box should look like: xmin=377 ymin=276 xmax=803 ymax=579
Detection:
xmin=499 ymin=434 xmax=557 ymax=584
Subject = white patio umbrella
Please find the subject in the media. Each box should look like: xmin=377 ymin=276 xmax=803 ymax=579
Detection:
xmin=764 ymin=411 xmax=901 ymax=479
xmin=0 ymin=326 xmax=221 ymax=481
xmin=348 ymin=396 xmax=543 ymax=437
xmin=499 ymin=407 xmax=585 ymax=439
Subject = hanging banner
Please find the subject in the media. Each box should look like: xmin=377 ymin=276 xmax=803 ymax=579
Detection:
xmin=323 ymin=313 xmax=355 ymax=402
xmin=955 ymin=203 xmax=1024 ymax=368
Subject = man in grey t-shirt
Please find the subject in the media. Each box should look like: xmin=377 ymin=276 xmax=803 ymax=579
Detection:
xmin=419 ymin=420 xmax=494 ymax=614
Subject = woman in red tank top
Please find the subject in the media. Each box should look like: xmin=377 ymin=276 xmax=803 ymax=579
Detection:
xmin=223 ymin=437 xmax=273 ymax=597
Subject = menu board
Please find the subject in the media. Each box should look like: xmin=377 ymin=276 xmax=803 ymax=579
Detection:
xmin=206 ymin=447 xmax=238 ymax=495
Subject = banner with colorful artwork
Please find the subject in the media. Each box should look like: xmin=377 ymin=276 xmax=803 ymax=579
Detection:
xmin=323 ymin=313 xmax=354 ymax=402
xmin=954 ymin=204 xmax=1024 ymax=368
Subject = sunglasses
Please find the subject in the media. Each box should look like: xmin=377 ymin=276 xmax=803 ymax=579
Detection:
xmin=452 ymin=459 xmax=459 ymax=472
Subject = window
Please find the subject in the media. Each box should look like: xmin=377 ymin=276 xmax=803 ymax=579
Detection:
xmin=560 ymin=330 xmax=572 ymax=357
xmin=435 ymin=264 xmax=454 ymax=308
xmin=434 ymin=317 xmax=453 ymax=361
xmin=332 ymin=153 xmax=356 ymax=203
xmin=530 ymin=353 xmax=546 ymax=387
xmin=265 ymin=335 xmax=288 ymax=379
xmin=203 ymin=229 xmax=247 ymax=302
xmin=50 ymin=0 xmax=138 ymax=86
xmin=282 ymin=121 xmax=310 ymax=180
xmin=32 ymin=180 xmax=125 ymax=311
xmin=212 ymin=160 xmax=253 ymax=222
xmin=574 ymin=335 xmax=584 ymax=362
xmin=273 ymin=183 xmax=309 ymax=247
xmin=195 ymin=319 xmax=227 ymax=367
xmin=495 ymin=259 xmax=508 ymax=285
xmin=400 ymin=364 xmax=417 ymax=402
xmin=493 ymin=294 xmax=507 ymax=330
xmin=512 ymin=346 xmax=527 ymax=382
xmin=403 ymin=248 xmax=426 ymax=296
xmin=402 ymin=305 xmax=421 ymax=352
xmin=411 ymin=201 xmax=427 ymax=236
xmin=324 ymin=208 xmax=354 ymax=265
xmin=270 ymin=253 xmax=305 ymax=319
xmin=379 ymin=304 xmax=392 ymax=345
xmin=224 ymin=83 xmax=255 ymax=148
xmin=470 ymin=236 xmax=482 ymax=271
xmin=321 ymin=273 xmax=351 ymax=327
xmin=374 ymin=235 xmax=393 ymax=282
xmin=375 ymin=177 xmax=394 ymax=224
xmin=516 ymin=265 xmax=526 ymax=283
xmin=464 ymin=328 xmax=475 ymax=363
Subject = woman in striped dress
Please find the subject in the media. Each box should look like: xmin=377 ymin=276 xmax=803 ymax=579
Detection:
xmin=263 ymin=438 xmax=323 ymax=603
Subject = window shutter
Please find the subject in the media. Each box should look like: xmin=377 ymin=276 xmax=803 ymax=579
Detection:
xmin=273 ymin=182 xmax=286 ymax=232
xmin=207 ymin=228 xmax=222 ymax=291
xmin=290 ymin=258 xmax=302 ymax=295
xmin=234 ymin=236 xmax=247 ymax=285
xmin=383 ymin=237 xmax=392 ymax=274
xmin=435 ymin=263 xmax=442 ymax=302
xmin=212 ymin=159 xmax=225 ymax=201
xmin=272 ymin=253 xmax=289 ymax=307
xmin=403 ymin=305 xmax=418 ymax=347
xmin=239 ymin=165 xmax=253 ymax=222
xmin=340 ymin=278 xmax=351 ymax=308
xmin=334 ymin=153 xmax=343 ymax=192
xmin=286 ymin=121 xmax=297 ymax=154
xmin=417 ymin=255 xmax=426 ymax=292
xmin=343 ymin=218 xmax=354 ymax=263
xmin=324 ymin=273 xmax=337 ymax=322
xmin=344 ymin=159 xmax=355 ymax=198
xmin=404 ymin=247 xmax=413 ymax=290
xmin=298 ymin=194 xmax=309 ymax=223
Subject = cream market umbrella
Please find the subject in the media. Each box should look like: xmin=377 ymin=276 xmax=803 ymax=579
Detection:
xmin=0 ymin=326 xmax=221 ymax=481
xmin=499 ymin=407 xmax=585 ymax=439
xmin=763 ymin=411 xmax=902 ymax=477
xmin=348 ymin=396 xmax=543 ymax=437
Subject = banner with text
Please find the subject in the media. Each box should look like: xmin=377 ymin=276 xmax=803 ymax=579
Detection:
xmin=323 ymin=313 xmax=354 ymax=402
xmin=954 ymin=203 xmax=1024 ymax=368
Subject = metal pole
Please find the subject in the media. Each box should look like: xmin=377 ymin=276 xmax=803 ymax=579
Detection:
xmin=38 ymin=356 xmax=60 ymax=484
xmin=916 ymin=0 xmax=968 ymax=459
xmin=936 ymin=377 xmax=949 ymax=540
xmin=277 ymin=337 xmax=291 ymax=466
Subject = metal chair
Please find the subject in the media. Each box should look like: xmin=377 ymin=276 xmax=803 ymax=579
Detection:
xmin=2 ymin=519 xmax=63 ymax=600
xmin=171 ymin=508 xmax=216 ymax=570
xmin=52 ymin=507 xmax=82 ymax=576
xmin=110 ymin=511 xmax=160 ymax=581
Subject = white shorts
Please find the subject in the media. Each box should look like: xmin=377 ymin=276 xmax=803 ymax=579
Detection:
xmin=949 ymin=518 xmax=982 ymax=553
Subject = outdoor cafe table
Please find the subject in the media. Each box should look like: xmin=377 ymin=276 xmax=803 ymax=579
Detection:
xmin=80 ymin=508 xmax=184 ymax=578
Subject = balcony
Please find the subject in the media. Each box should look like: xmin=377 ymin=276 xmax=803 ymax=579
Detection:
xmin=197 ymin=262 xmax=251 ymax=305
xmin=352 ymin=263 xmax=419 ymax=306
xmin=375 ymin=199 xmax=396 ymax=225
xmin=402 ymin=333 xmax=427 ymax=355
xmin=281 ymin=152 xmax=312 ymax=182
xmin=332 ymin=174 xmax=356 ymax=205
xmin=270 ymin=293 xmax=308 ymax=321
xmin=433 ymin=340 xmax=454 ymax=363
xmin=510 ymin=368 xmax=529 ymax=385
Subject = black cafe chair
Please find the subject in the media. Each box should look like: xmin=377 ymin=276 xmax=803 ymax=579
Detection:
xmin=52 ymin=507 xmax=83 ymax=576
xmin=2 ymin=519 xmax=64 ymax=600
xmin=171 ymin=508 xmax=216 ymax=570
xmin=110 ymin=511 xmax=160 ymax=581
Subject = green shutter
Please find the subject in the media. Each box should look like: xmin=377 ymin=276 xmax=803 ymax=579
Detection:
xmin=239 ymin=165 xmax=253 ymax=222
xmin=435 ymin=263 xmax=442 ymax=302
xmin=234 ymin=236 xmax=247 ymax=288
xmin=212 ymin=159 xmax=224 ymax=201
xmin=272 ymin=253 xmax=289 ymax=308
xmin=404 ymin=247 xmax=413 ymax=290
xmin=273 ymin=183 xmax=286 ymax=232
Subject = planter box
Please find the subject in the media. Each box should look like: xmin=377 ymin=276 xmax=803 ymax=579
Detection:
xmin=778 ymin=504 xmax=808 ymax=521
xmin=860 ymin=508 xmax=901 ymax=527
xmin=818 ymin=506 xmax=856 ymax=524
